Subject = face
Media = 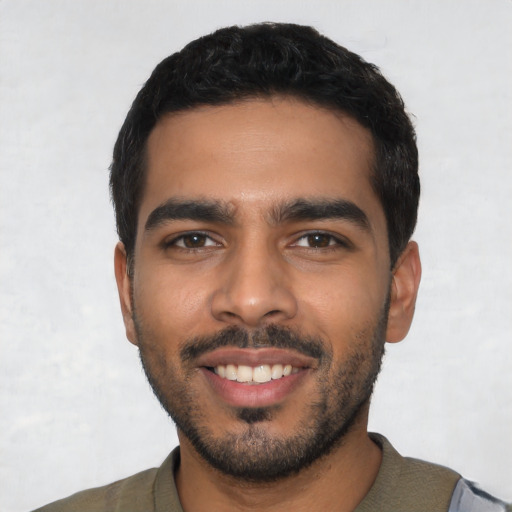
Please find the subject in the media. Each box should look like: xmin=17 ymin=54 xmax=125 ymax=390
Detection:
xmin=115 ymin=97 xmax=419 ymax=481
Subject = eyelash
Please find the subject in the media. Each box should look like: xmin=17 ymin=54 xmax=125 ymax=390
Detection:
xmin=293 ymin=232 xmax=350 ymax=250
xmin=163 ymin=231 xmax=350 ymax=251
xmin=163 ymin=231 xmax=220 ymax=250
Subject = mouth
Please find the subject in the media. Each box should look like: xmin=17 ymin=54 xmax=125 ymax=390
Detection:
xmin=196 ymin=348 xmax=316 ymax=408
xmin=209 ymin=363 xmax=300 ymax=384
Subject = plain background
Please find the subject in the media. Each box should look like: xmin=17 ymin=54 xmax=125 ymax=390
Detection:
xmin=1 ymin=1 xmax=511 ymax=510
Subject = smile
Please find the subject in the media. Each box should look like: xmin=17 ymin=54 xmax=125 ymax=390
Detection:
xmin=196 ymin=347 xmax=317 ymax=407
xmin=212 ymin=363 xmax=300 ymax=383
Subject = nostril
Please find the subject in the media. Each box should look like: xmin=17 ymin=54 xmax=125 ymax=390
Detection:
xmin=211 ymin=283 xmax=298 ymax=327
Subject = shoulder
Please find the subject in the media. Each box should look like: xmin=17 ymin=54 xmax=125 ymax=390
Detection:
xmin=32 ymin=448 xmax=183 ymax=512
xmin=448 ymin=478 xmax=511 ymax=512
xmin=357 ymin=434 xmax=459 ymax=512
xmin=357 ymin=434 xmax=511 ymax=512
xmin=32 ymin=467 xmax=159 ymax=512
xmin=376 ymin=433 xmax=461 ymax=499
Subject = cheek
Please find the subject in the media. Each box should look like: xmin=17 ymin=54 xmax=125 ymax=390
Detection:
xmin=296 ymin=267 xmax=387 ymax=338
xmin=133 ymin=266 xmax=213 ymax=337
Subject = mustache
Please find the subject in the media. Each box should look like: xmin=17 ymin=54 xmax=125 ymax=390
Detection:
xmin=180 ymin=324 xmax=327 ymax=363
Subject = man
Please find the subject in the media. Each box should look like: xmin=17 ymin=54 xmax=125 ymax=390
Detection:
xmin=34 ymin=23 xmax=510 ymax=512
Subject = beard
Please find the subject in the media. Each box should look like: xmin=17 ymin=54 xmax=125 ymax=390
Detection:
xmin=135 ymin=303 xmax=388 ymax=483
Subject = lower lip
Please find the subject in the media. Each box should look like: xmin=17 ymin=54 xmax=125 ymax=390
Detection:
xmin=200 ymin=368 xmax=310 ymax=408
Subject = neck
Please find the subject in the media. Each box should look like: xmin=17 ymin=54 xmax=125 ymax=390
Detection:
xmin=175 ymin=412 xmax=382 ymax=512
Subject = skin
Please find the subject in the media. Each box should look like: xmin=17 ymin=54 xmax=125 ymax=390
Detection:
xmin=114 ymin=97 xmax=421 ymax=511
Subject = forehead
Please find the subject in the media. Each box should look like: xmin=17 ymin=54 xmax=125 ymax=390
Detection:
xmin=140 ymin=97 xmax=383 ymax=232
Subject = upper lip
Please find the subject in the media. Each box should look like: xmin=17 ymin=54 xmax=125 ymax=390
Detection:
xmin=195 ymin=347 xmax=318 ymax=369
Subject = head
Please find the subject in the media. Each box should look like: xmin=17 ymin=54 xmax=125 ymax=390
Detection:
xmin=111 ymin=23 xmax=421 ymax=482
xmin=110 ymin=22 xmax=419 ymax=269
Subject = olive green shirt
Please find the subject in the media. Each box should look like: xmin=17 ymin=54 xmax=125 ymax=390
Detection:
xmin=33 ymin=434 xmax=506 ymax=512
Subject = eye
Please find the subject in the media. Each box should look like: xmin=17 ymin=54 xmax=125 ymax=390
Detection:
xmin=167 ymin=232 xmax=220 ymax=249
xmin=293 ymin=232 xmax=346 ymax=249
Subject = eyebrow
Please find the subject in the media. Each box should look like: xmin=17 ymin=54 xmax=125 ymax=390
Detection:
xmin=144 ymin=197 xmax=371 ymax=233
xmin=144 ymin=199 xmax=234 ymax=232
xmin=270 ymin=198 xmax=371 ymax=231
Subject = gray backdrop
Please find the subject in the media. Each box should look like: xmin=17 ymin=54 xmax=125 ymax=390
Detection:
xmin=1 ymin=1 xmax=511 ymax=511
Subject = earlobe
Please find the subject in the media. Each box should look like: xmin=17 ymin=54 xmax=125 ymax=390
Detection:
xmin=114 ymin=242 xmax=138 ymax=345
xmin=386 ymin=241 xmax=422 ymax=343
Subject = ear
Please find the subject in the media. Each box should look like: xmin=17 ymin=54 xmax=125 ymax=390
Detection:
xmin=114 ymin=242 xmax=138 ymax=345
xmin=386 ymin=241 xmax=422 ymax=343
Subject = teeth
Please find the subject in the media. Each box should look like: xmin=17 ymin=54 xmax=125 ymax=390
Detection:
xmin=271 ymin=364 xmax=283 ymax=379
xmin=225 ymin=364 xmax=237 ymax=381
xmin=253 ymin=365 xmax=271 ymax=383
xmin=237 ymin=365 xmax=253 ymax=383
xmin=213 ymin=363 xmax=300 ymax=383
xmin=216 ymin=365 xmax=226 ymax=378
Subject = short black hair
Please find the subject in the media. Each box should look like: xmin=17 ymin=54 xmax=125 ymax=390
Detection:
xmin=110 ymin=22 xmax=419 ymax=266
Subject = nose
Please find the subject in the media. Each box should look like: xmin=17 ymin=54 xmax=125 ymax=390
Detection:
xmin=211 ymin=242 xmax=298 ymax=328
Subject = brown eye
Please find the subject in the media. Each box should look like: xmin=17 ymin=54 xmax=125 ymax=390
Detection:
xmin=181 ymin=234 xmax=208 ymax=248
xmin=168 ymin=233 xmax=219 ymax=249
xmin=306 ymin=233 xmax=332 ymax=248
xmin=295 ymin=232 xmax=339 ymax=248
